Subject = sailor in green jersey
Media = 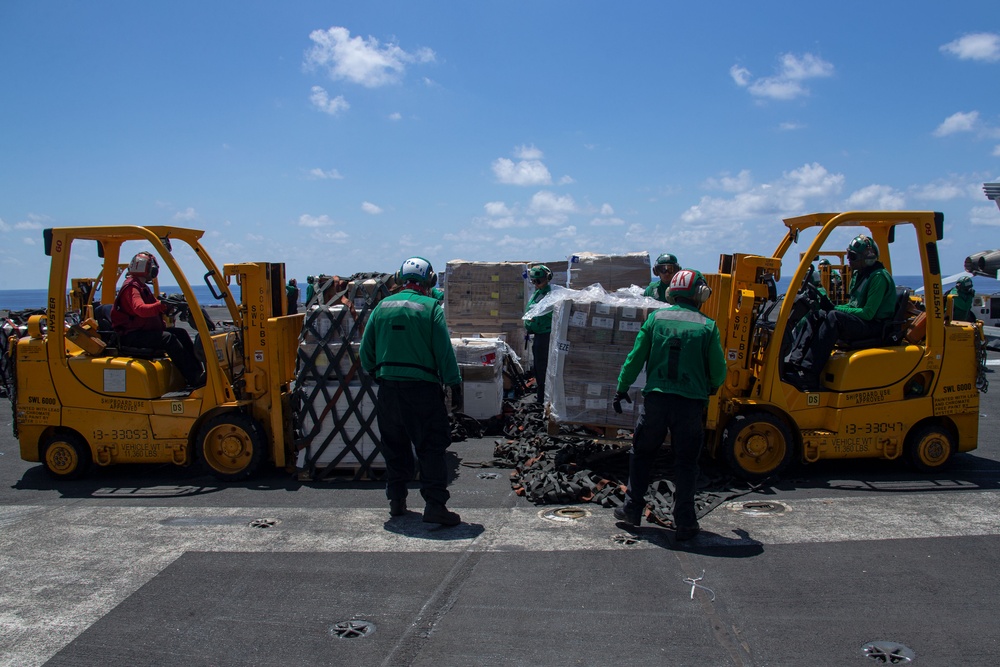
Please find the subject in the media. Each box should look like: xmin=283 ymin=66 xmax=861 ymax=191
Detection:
xmin=304 ymin=275 xmax=316 ymax=307
xmin=360 ymin=256 xmax=463 ymax=526
xmin=642 ymin=253 xmax=681 ymax=302
xmin=524 ymin=265 xmax=553 ymax=404
xmin=949 ymin=276 xmax=976 ymax=322
xmin=818 ymin=258 xmax=843 ymax=300
xmin=612 ymin=269 xmax=727 ymax=541
xmin=786 ymin=235 xmax=897 ymax=391
xmin=430 ymin=286 xmax=445 ymax=304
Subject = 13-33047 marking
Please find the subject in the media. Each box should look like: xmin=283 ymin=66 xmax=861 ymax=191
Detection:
xmin=844 ymin=422 xmax=903 ymax=435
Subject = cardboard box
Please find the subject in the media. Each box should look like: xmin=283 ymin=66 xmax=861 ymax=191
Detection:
xmin=463 ymin=379 xmax=503 ymax=419
xmin=67 ymin=319 xmax=106 ymax=356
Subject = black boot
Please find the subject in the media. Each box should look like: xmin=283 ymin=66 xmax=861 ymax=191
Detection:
xmin=423 ymin=503 xmax=460 ymax=526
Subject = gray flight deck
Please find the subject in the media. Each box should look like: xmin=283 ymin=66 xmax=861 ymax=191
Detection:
xmin=1 ymin=351 xmax=998 ymax=666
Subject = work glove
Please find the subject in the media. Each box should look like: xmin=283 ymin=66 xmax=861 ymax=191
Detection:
xmin=449 ymin=384 xmax=463 ymax=411
xmin=612 ymin=390 xmax=632 ymax=414
xmin=818 ymin=292 xmax=834 ymax=312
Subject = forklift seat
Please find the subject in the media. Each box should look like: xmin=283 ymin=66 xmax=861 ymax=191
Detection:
xmin=94 ymin=304 xmax=162 ymax=359
xmin=836 ymin=287 xmax=914 ymax=351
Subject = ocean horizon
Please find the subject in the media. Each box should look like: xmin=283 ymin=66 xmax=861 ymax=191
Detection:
xmin=3 ymin=275 xmax=997 ymax=312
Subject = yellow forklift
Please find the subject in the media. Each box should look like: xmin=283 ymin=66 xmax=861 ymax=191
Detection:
xmin=11 ymin=226 xmax=303 ymax=481
xmin=701 ymin=211 xmax=988 ymax=480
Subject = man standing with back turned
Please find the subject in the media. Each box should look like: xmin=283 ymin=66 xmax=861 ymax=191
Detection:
xmin=612 ymin=269 xmax=727 ymax=541
xmin=361 ymin=257 xmax=464 ymax=526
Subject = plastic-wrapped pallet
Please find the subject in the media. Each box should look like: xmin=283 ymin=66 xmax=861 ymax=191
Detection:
xmin=445 ymin=260 xmax=529 ymax=361
xmin=451 ymin=337 xmax=504 ymax=419
xmin=567 ymin=252 xmax=651 ymax=292
xmin=296 ymin=381 xmax=383 ymax=473
xmin=545 ymin=285 xmax=662 ymax=429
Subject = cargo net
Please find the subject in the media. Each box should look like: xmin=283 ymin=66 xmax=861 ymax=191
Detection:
xmin=490 ymin=398 xmax=760 ymax=527
xmin=293 ymin=273 xmax=393 ymax=481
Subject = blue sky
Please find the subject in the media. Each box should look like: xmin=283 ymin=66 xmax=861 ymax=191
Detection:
xmin=1 ymin=1 xmax=998 ymax=290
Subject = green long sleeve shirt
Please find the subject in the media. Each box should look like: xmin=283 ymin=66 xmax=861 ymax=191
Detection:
xmin=642 ymin=280 xmax=669 ymax=302
xmin=524 ymin=284 xmax=552 ymax=334
xmin=835 ymin=263 xmax=896 ymax=321
xmin=360 ymin=289 xmax=461 ymax=386
xmin=616 ymin=302 xmax=728 ymax=402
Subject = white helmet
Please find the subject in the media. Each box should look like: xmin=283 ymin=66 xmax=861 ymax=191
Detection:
xmin=397 ymin=256 xmax=437 ymax=287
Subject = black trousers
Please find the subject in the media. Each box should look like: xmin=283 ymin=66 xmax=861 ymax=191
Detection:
xmin=532 ymin=332 xmax=551 ymax=403
xmin=375 ymin=380 xmax=452 ymax=507
xmin=121 ymin=327 xmax=203 ymax=385
xmin=787 ymin=310 xmax=883 ymax=377
xmin=625 ymin=392 xmax=705 ymax=529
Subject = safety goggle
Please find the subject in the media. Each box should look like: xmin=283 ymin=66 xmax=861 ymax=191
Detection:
xmin=847 ymin=251 xmax=858 ymax=261
xmin=531 ymin=277 xmax=545 ymax=284
xmin=654 ymin=264 xmax=677 ymax=275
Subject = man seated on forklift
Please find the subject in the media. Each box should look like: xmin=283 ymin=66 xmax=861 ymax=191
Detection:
xmin=784 ymin=235 xmax=896 ymax=391
xmin=110 ymin=251 xmax=206 ymax=388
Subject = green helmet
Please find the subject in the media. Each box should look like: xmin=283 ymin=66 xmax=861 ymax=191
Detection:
xmin=818 ymin=258 xmax=831 ymax=267
xmin=956 ymin=276 xmax=974 ymax=294
xmin=397 ymin=256 xmax=437 ymax=287
xmin=847 ymin=235 xmax=879 ymax=267
xmin=528 ymin=265 xmax=552 ymax=283
xmin=667 ymin=268 xmax=711 ymax=304
xmin=655 ymin=253 xmax=679 ymax=268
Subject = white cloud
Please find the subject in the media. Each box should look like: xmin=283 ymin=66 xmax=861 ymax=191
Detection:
xmin=528 ymin=191 xmax=577 ymax=217
xmin=484 ymin=201 xmax=510 ymax=217
xmin=970 ymin=204 xmax=1000 ymax=227
xmin=0 ymin=217 xmax=9 ymax=232
xmin=933 ymin=111 xmax=979 ymax=136
xmin=731 ymin=53 xmax=834 ymax=101
xmin=845 ymin=184 xmax=906 ymax=210
xmin=558 ymin=175 xmax=575 ymax=185
xmin=909 ymin=180 xmax=967 ymax=201
xmin=779 ymin=121 xmax=805 ymax=131
xmin=305 ymin=26 xmax=436 ymax=88
xmin=600 ymin=203 xmax=614 ymax=215
xmin=492 ymin=157 xmax=552 ymax=186
xmin=298 ymin=213 xmax=335 ymax=227
xmin=316 ymin=230 xmax=349 ymax=243
xmin=23 ymin=237 xmax=35 ymax=245
xmin=388 ymin=112 xmax=402 ymax=121
xmin=307 ymin=167 xmax=344 ymax=180
xmin=993 ymin=145 xmax=1000 ymax=157
xmin=590 ymin=217 xmax=625 ymax=227
xmin=682 ymin=163 xmax=844 ymax=223
xmin=705 ymin=169 xmax=753 ymax=193
xmin=14 ymin=220 xmax=43 ymax=230
xmin=310 ymin=86 xmax=349 ymax=115
xmin=173 ymin=207 xmax=197 ymax=221
xmin=361 ymin=201 xmax=383 ymax=215
xmin=553 ymin=225 xmax=577 ymax=239
xmin=940 ymin=33 xmax=1000 ymax=62
xmin=514 ymin=144 xmax=544 ymax=160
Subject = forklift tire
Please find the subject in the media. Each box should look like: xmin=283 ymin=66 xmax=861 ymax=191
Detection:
xmin=197 ymin=412 xmax=265 ymax=482
xmin=905 ymin=423 xmax=955 ymax=473
xmin=41 ymin=431 xmax=92 ymax=480
xmin=722 ymin=412 xmax=794 ymax=482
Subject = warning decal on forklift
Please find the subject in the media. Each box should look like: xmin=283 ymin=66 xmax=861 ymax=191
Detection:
xmin=103 ymin=369 xmax=126 ymax=393
xmin=255 ymin=350 xmax=264 ymax=362
xmin=727 ymin=349 xmax=738 ymax=361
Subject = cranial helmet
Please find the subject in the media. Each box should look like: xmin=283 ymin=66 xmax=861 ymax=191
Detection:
xmin=128 ymin=252 xmax=159 ymax=282
xmin=847 ymin=235 xmax=879 ymax=267
xmin=397 ymin=256 xmax=437 ymax=287
xmin=655 ymin=253 xmax=679 ymax=268
xmin=956 ymin=276 xmax=974 ymax=294
xmin=528 ymin=265 xmax=553 ymax=283
xmin=667 ymin=268 xmax=712 ymax=304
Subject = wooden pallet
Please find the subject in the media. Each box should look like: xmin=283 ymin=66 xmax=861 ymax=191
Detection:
xmin=298 ymin=464 xmax=387 ymax=482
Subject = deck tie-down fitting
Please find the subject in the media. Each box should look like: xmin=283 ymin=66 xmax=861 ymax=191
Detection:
xmin=683 ymin=569 xmax=716 ymax=601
